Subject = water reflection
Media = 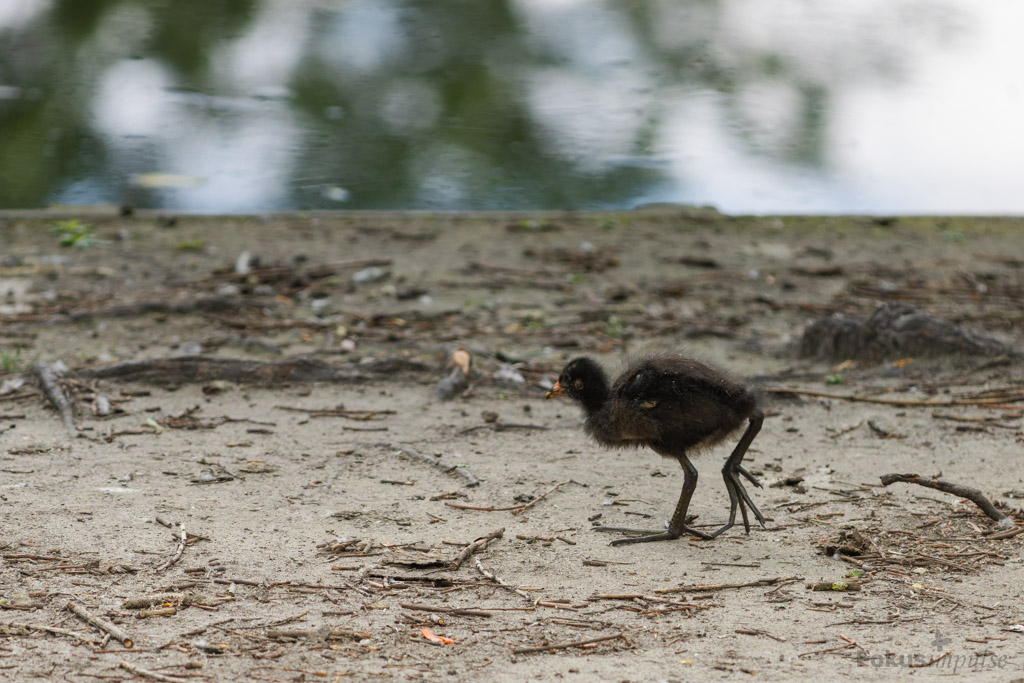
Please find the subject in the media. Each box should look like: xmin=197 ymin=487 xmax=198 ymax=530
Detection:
xmin=0 ymin=0 xmax=1019 ymax=213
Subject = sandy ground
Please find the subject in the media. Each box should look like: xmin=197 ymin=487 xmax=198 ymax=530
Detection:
xmin=1 ymin=209 xmax=1023 ymax=681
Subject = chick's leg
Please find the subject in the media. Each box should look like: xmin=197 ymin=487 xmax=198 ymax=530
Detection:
xmin=709 ymin=412 xmax=766 ymax=538
xmin=596 ymin=453 xmax=712 ymax=544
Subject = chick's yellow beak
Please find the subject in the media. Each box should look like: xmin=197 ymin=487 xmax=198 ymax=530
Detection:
xmin=545 ymin=381 xmax=565 ymax=399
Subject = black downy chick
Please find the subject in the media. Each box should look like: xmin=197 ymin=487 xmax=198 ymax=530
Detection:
xmin=546 ymin=355 xmax=765 ymax=544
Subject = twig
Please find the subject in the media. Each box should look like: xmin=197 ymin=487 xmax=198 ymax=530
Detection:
xmin=450 ymin=528 xmax=504 ymax=570
xmin=276 ymin=405 xmax=396 ymax=420
xmin=828 ymin=420 xmax=864 ymax=439
xmin=67 ymin=601 xmax=133 ymax=648
xmin=512 ymin=480 xmax=572 ymax=516
xmin=74 ymin=355 xmax=397 ymax=386
xmin=445 ymin=481 xmax=574 ymax=515
xmin=867 ymin=420 xmax=903 ymax=439
xmin=265 ymin=627 xmax=370 ymax=641
xmin=767 ymin=386 xmax=1024 ymax=408
xmin=654 ymin=576 xmax=801 ymax=595
xmin=513 ymin=632 xmax=627 ymax=654
xmin=797 ymin=640 xmax=855 ymax=658
xmin=583 ymin=559 xmax=633 ymax=567
xmin=474 ymin=558 xmax=532 ymax=600
xmin=119 ymin=660 xmax=188 ymax=682
xmin=0 ymin=622 xmax=96 ymax=644
xmin=457 ymin=422 xmax=550 ymax=435
xmin=155 ymin=524 xmax=188 ymax=572
xmin=735 ymin=628 xmax=787 ymax=642
xmin=446 ymin=503 xmax=521 ymax=512
xmin=375 ymin=442 xmax=480 ymax=487
xmin=32 ymin=361 xmax=76 ymax=436
xmin=932 ymin=412 xmax=1019 ymax=429
xmin=880 ymin=473 xmax=1013 ymax=525
xmin=400 ymin=603 xmax=492 ymax=618
xmin=806 ymin=581 xmax=864 ymax=591
xmin=986 ymin=526 xmax=1024 ymax=541
xmin=910 ymin=650 xmax=953 ymax=668
xmin=825 ymin=618 xmax=903 ymax=627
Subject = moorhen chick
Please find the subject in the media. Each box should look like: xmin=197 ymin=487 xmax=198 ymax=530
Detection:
xmin=546 ymin=355 xmax=765 ymax=544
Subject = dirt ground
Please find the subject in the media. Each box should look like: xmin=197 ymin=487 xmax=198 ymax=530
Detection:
xmin=1 ymin=208 xmax=1023 ymax=681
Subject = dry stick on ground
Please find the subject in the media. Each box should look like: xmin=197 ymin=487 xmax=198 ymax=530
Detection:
xmin=513 ymin=633 xmax=628 ymax=655
xmin=654 ymin=576 xmax=801 ymax=595
xmin=122 ymin=593 xmax=211 ymax=610
xmin=32 ymin=361 xmax=76 ymax=436
xmin=1 ymin=622 xmax=96 ymax=644
xmin=987 ymin=526 xmax=1024 ymax=541
xmin=797 ymin=639 xmax=857 ymax=659
xmin=279 ymin=406 xmax=396 ymax=420
xmin=910 ymin=650 xmax=954 ymax=669
xmin=474 ymin=557 xmax=532 ymax=600
xmin=511 ymin=480 xmax=573 ymax=516
xmin=265 ymin=628 xmax=371 ymax=641
xmin=766 ymin=386 xmax=1024 ymax=409
xmin=447 ymin=502 xmax=528 ymax=512
xmin=187 ymin=257 xmax=393 ymax=287
xmin=61 ymin=296 xmax=258 ymax=323
xmin=73 ymin=356 xmax=406 ymax=386
xmin=931 ymin=412 xmax=1020 ymax=429
xmin=155 ymin=524 xmax=188 ymax=572
xmin=119 ymin=660 xmax=188 ymax=683
xmin=136 ymin=607 xmax=177 ymax=619
xmin=829 ymin=420 xmax=864 ymax=439
xmin=449 ymin=528 xmax=504 ymax=570
xmin=879 ymin=473 xmax=1014 ymax=527
xmin=806 ymin=581 xmax=864 ymax=592
xmin=400 ymin=603 xmax=493 ymax=618
xmin=735 ymin=628 xmax=788 ymax=643
xmin=375 ymin=441 xmax=480 ymax=487
xmin=590 ymin=594 xmax=715 ymax=613
xmin=457 ymin=422 xmax=550 ymax=435
xmin=445 ymin=481 xmax=574 ymax=514
xmin=67 ymin=601 xmax=133 ymax=648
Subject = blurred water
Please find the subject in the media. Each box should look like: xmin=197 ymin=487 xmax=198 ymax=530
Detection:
xmin=1 ymin=0 xmax=1022 ymax=214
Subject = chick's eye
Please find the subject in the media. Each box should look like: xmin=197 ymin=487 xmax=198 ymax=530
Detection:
xmin=573 ymin=378 xmax=584 ymax=390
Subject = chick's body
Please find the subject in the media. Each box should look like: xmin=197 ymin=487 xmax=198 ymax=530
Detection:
xmin=547 ymin=354 xmax=765 ymax=544
xmin=583 ymin=356 xmax=757 ymax=456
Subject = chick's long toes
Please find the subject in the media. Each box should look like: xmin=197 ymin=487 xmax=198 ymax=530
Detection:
xmin=736 ymin=464 xmax=763 ymax=489
xmin=609 ymin=532 xmax=675 ymax=545
xmin=594 ymin=525 xmax=666 ymax=535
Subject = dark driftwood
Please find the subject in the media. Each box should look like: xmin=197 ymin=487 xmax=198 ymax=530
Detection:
xmin=800 ymin=303 xmax=1019 ymax=360
xmin=32 ymin=361 xmax=76 ymax=436
xmin=72 ymin=355 xmax=429 ymax=386
xmin=880 ymin=473 xmax=1012 ymax=525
